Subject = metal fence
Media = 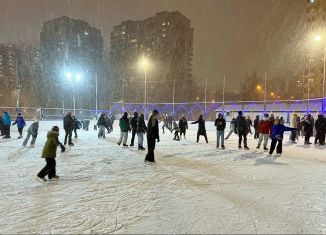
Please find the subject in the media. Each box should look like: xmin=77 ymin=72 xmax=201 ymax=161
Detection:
xmin=1 ymin=97 xmax=325 ymax=121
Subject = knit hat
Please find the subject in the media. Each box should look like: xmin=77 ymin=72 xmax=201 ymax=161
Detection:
xmin=52 ymin=126 xmax=59 ymax=132
xmin=263 ymin=113 xmax=269 ymax=118
xmin=152 ymin=109 xmax=159 ymax=114
xmin=238 ymin=111 xmax=243 ymax=115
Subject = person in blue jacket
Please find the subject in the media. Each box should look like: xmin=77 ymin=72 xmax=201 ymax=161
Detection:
xmin=269 ymin=117 xmax=296 ymax=156
xmin=2 ymin=109 xmax=12 ymax=139
xmin=12 ymin=112 xmax=26 ymax=138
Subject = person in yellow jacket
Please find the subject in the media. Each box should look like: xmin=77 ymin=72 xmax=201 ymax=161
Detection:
xmin=37 ymin=126 xmax=65 ymax=182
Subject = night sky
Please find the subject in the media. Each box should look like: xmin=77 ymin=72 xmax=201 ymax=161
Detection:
xmin=0 ymin=0 xmax=306 ymax=90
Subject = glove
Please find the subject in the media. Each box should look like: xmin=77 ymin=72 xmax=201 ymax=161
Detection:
xmin=157 ymin=138 xmax=160 ymax=143
xmin=33 ymin=135 xmax=37 ymax=138
xmin=60 ymin=144 xmax=66 ymax=152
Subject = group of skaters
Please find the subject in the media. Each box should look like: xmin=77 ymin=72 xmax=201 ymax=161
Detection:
xmin=212 ymin=111 xmax=326 ymax=156
xmin=2 ymin=107 xmax=326 ymax=182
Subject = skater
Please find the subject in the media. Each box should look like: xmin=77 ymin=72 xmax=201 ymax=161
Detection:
xmin=12 ymin=113 xmax=26 ymax=138
xmin=191 ymin=115 xmax=208 ymax=143
xmin=179 ymin=116 xmax=188 ymax=139
xmin=235 ymin=111 xmax=249 ymax=150
xmin=161 ymin=114 xmax=169 ymax=134
xmin=269 ymin=117 xmax=296 ymax=156
xmin=63 ymin=112 xmax=74 ymax=146
xmin=253 ymin=115 xmax=260 ymax=139
xmin=145 ymin=109 xmax=160 ymax=163
xmin=0 ymin=114 xmax=4 ymax=136
xmin=2 ymin=109 xmax=11 ymax=139
xmin=171 ymin=121 xmax=180 ymax=141
xmin=225 ymin=118 xmax=236 ymax=139
xmin=37 ymin=126 xmax=65 ymax=182
xmin=301 ymin=114 xmax=314 ymax=145
xmin=136 ymin=114 xmax=147 ymax=150
xmin=97 ymin=113 xmax=106 ymax=138
xmin=117 ymin=112 xmax=130 ymax=146
xmin=256 ymin=113 xmax=271 ymax=150
xmin=72 ymin=115 xmax=81 ymax=138
xmin=290 ymin=113 xmax=298 ymax=143
xmin=168 ymin=114 xmax=173 ymax=129
xmin=23 ymin=117 xmax=39 ymax=147
xmin=280 ymin=116 xmax=285 ymax=125
xmin=214 ymin=113 xmax=226 ymax=149
xmin=314 ymin=114 xmax=326 ymax=145
xmin=130 ymin=112 xmax=138 ymax=146
xmin=245 ymin=116 xmax=253 ymax=135
xmin=296 ymin=115 xmax=302 ymax=137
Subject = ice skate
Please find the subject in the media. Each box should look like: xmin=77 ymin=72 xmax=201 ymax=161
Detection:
xmin=36 ymin=176 xmax=47 ymax=183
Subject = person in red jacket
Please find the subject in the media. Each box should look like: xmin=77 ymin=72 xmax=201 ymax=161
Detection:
xmin=256 ymin=113 xmax=271 ymax=150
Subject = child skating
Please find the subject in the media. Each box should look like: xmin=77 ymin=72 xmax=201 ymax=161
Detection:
xmin=171 ymin=121 xmax=180 ymax=141
xmin=37 ymin=126 xmax=65 ymax=182
xmin=23 ymin=117 xmax=39 ymax=147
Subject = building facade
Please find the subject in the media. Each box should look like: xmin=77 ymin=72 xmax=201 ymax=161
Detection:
xmin=40 ymin=16 xmax=104 ymax=108
xmin=110 ymin=11 xmax=193 ymax=102
xmin=304 ymin=0 xmax=326 ymax=98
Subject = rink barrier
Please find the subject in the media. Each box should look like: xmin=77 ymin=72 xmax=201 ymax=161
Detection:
xmin=1 ymin=97 xmax=325 ymax=121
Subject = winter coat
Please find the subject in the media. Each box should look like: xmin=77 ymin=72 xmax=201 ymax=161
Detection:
xmin=147 ymin=116 xmax=159 ymax=140
xmin=235 ymin=115 xmax=247 ymax=133
xmin=63 ymin=115 xmax=73 ymax=130
xmin=214 ymin=118 xmax=226 ymax=131
xmin=130 ymin=116 xmax=138 ymax=130
xmin=42 ymin=131 xmax=60 ymax=158
xmin=172 ymin=124 xmax=180 ymax=132
xmin=12 ymin=116 xmax=26 ymax=129
xmin=136 ymin=117 xmax=147 ymax=133
xmin=271 ymin=124 xmax=295 ymax=140
xmin=191 ymin=119 xmax=206 ymax=135
xmin=246 ymin=119 xmax=252 ymax=128
xmin=254 ymin=117 xmax=259 ymax=129
xmin=301 ymin=118 xmax=313 ymax=136
xmin=179 ymin=119 xmax=188 ymax=132
xmin=27 ymin=122 xmax=39 ymax=137
xmin=97 ymin=116 xmax=106 ymax=126
xmin=315 ymin=116 xmax=326 ymax=133
xmin=2 ymin=112 xmax=11 ymax=126
xmin=119 ymin=117 xmax=130 ymax=132
xmin=258 ymin=118 xmax=271 ymax=134
xmin=291 ymin=117 xmax=298 ymax=128
xmin=73 ymin=118 xmax=81 ymax=130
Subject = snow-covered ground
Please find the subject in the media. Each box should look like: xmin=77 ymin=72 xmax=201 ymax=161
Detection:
xmin=1 ymin=120 xmax=326 ymax=234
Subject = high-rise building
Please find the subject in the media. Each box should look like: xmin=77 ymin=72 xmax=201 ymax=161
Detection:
xmin=110 ymin=11 xmax=193 ymax=102
xmin=40 ymin=16 xmax=104 ymax=108
xmin=304 ymin=0 xmax=326 ymax=98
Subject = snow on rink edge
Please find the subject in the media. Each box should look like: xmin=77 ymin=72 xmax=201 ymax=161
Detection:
xmin=0 ymin=120 xmax=326 ymax=234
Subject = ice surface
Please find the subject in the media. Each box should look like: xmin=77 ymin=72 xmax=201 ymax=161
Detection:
xmin=1 ymin=120 xmax=326 ymax=234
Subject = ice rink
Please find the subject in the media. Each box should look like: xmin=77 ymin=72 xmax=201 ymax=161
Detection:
xmin=1 ymin=120 xmax=326 ymax=234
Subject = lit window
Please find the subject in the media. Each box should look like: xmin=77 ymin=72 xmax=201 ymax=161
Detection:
xmin=162 ymin=34 xmax=166 ymax=37
xmin=162 ymin=22 xmax=166 ymax=26
xmin=85 ymin=31 xmax=89 ymax=35
xmin=122 ymin=31 xmax=126 ymax=35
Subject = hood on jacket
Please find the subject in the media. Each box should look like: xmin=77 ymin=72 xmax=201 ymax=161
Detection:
xmin=47 ymin=131 xmax=59 ymax=138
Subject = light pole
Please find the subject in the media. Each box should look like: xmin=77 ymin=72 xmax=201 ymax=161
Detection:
xmin=264 ymin=72 xmax=267 ymax=113
xmin=95 ymin=74 xmax=98 ymax=115
xmin=138 ymin=56 xmax=150 ymax=119
xmin=66 ymin=72 xmax=81 ymax=114
xmin=313 ymin=34 xmax=326 ymax=112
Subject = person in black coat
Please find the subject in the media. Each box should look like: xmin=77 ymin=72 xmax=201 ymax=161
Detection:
xmin=72 ymin=115 xmax=81 ymax=138
xmin=253 ymin=115 xmax=260 ymax=139
xmin=214 ymin=113 xmax=226 ymax=149
xmin=130 ymin=112 xmax=138 ymax=147
xmin=63 ymin=112 xmax=74 ymax=146
xmin=235 ymin=111 xmax=249 ymax=149
xmin=179 ymin=116 xmax=188 ymax=139
xmin=0 ymin=114 xmax=4 ymax=136
xmin=191 ymin=115 xmax=208 ymax=143
xmin=314 ymin=114 xmax=326 ymax=145
xmin=136 ymin=114 xmax=147 ymax=150
xmin=145 ymin=110 xmax=160 ymax=163
xmin=301 ymin=114 xmax=314 ymax=144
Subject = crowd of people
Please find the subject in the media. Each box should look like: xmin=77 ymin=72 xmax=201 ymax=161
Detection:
xmin=1 ymin=108 xmax=326 ymax=183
